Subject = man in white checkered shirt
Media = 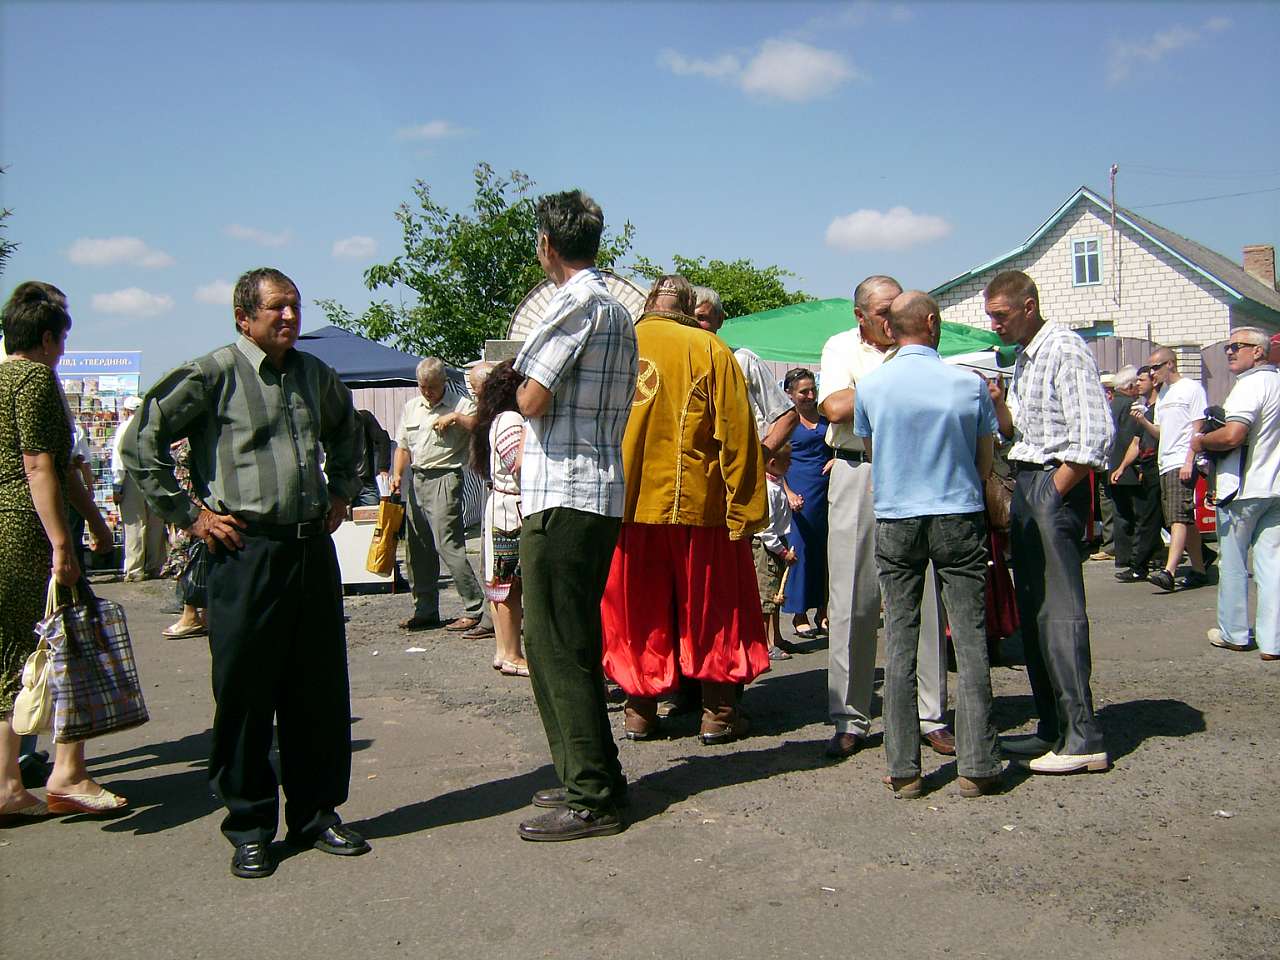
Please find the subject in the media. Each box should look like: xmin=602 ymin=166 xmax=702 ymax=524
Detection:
xmin=512 ymin=189 xmax=638 ymax=843
xmin=985 ymin=269 xmax=1114 ymax=777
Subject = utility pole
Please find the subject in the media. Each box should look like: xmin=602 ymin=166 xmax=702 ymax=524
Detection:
xmin=1110 ymin=163 xmax=1121 ymax=310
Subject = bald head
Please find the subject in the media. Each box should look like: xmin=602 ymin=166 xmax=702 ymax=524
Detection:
xmin=888 ymin=291 xmax=941 ymax=348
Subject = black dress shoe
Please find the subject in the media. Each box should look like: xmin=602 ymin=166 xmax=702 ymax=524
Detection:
xmin=824 ymin=732 xmax=862 ymax=759
xmin=231 ymin=842 xmax=276 ymax=879
xmin=309 ymin=824 xmax=371 ymax=856
xmin=531 ymin=787 xmax=629 ymax=809
xmin=517 ymin=806 xmax=624 ymax=842
xmin=1114 ymin=567 xmax=1146 ymax=582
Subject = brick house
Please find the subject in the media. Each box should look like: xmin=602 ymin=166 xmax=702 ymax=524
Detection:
xmin=931 ymin=186 xmax=1280 ymax=399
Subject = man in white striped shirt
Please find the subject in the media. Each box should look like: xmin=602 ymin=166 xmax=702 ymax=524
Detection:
xmin=985 ymin=270 xmax=1113 ymax=776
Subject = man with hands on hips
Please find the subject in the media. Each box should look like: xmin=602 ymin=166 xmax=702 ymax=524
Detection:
xmin=123 ymin=267 xmax=370 ymax=879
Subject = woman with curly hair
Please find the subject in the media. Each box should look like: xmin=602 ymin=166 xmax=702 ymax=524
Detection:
xmin=470 ymin=361 xmax=528 ymax=677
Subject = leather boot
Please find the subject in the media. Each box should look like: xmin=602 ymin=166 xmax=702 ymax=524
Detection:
xmin=699 ymin=681 xmax=749 ymax=745
xmin=623 ymin=696 xmax=659 ymax=740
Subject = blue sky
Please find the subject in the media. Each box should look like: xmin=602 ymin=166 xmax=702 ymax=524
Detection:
xmin=3 ymin=1 xmax=1278 ymax=383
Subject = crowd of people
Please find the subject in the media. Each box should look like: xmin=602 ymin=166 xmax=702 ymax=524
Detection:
xmin=2 ymin=188 xmax=1276 ymax=877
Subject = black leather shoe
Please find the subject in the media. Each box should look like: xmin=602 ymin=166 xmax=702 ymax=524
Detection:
xmin=231 ymin=842 xmax=276 ymax=879
xmin=310 ymin=824 xmax=371 ymax=856
xmin=532 ymin=787 xmax=567 ymax=808
xmin=824 ymin=732 xmax=862 ymax=759
xmin=517 ymin=806 xmax=624 ymax=842
xmin=531 ymin=787 xmax=628 ymax=809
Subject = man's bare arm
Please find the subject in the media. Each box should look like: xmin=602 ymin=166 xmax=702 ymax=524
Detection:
xmin=820 ymin=387 xmax=855 ymax=425
xmin=761 ymin=408 xmax=798 ymax=456
xmin=517 ymin=378 xmax=553 ymax=418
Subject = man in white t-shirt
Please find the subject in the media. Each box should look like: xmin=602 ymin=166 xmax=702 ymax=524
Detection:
xmin=1130 ymin=347 xmax=1209 ymax=591
xmin=1191 ymin=327 xmax=1280 ymax=662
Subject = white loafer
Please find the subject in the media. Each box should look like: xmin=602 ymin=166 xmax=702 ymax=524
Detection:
xmin=1025 ymin=750 xmax=1110 ymax=774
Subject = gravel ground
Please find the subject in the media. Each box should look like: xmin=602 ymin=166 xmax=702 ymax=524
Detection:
xmin=3 ymin=559 xmax=1277 ymax=960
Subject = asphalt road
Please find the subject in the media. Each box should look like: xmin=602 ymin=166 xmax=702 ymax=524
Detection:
xmin=4 ymin=559 xmax=1277 ymax=960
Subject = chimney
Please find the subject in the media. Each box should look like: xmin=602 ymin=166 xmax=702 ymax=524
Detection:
xmin=1242 ymin=244 xmax=1277 ymax=290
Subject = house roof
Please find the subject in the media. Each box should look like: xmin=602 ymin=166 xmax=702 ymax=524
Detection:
xmin=931 ymin=186 xmax=1280 ymax=321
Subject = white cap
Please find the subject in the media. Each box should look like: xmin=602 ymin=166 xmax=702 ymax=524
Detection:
xmin=122 ymin=395 xmax=143 ymax=412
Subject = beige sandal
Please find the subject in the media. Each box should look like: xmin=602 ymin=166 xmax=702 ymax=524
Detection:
xmin=46 ymin=787 xmax=128 ymax=814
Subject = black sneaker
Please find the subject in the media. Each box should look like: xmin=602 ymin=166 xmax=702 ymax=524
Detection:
xmin=1178 ymin=570 xmax=1209 ymax=589
xmin=1114 ymin=567 xmax=1146 ymax=582
xmin=1147 ymin=569 xmax=1176 ymax=592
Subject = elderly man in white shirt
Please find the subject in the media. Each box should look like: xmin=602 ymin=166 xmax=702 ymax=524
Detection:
xmin=111 ymin=394 xmax=165 ymax=580
xmin=817 ymin=275 xmax=954 ymax=760
xmin=1192 ymin=327 xmax=1280 ymax=662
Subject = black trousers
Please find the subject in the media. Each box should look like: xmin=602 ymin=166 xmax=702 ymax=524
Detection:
xmin=1110 ymin=467 xmax=1164 ymax=573
xmin=206 ymin=532 xmax=352 ymax=846
xmin=1009 ymin=471 xmax=1106 ymax=756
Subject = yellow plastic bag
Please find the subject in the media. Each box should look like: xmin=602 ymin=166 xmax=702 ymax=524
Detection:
xmin=366 ymin=498 xmax=405 ymax=576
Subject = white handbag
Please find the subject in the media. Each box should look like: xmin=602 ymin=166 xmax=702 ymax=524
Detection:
xmin=11 ymin=583 xmax=58 ymax=735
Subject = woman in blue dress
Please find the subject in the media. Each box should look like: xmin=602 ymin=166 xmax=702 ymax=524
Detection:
xmin=780 ymin=368 xmax=832 ymax=641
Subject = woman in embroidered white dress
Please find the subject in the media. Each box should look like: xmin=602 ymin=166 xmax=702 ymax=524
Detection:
xmin=471 ymin=362 xmax=528 ymax=677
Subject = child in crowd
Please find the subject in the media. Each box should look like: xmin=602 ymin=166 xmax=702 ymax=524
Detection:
xmin=754 ymin=442 xmax=798 ymax=660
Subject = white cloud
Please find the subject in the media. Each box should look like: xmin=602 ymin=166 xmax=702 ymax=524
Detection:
xmin=332 ymin=236 xmax=377 ymax=260
xmin=92 ymin=287 xmax=174 ymax=318
xmin=1107 ymin=17 xmax=1232 ymax=84
xmin=224 ymin=224 xmax=291 ymax=248
xmin=657 ymin=49 xmax=741 ymax=79
xmin=825 ymin=206 xmax=953 ymax=252
xmin=740 ymin=38 xmax=858 ymax=101
xmin=194 ymin=280 xmax=234 ymax=305
xmin=395 ymin=120 xmax=466 ymax=141
xmin=660 ymin=38 xmax=858 ymax=102
xmin=67 ymin=236 xmax=174 ymax=268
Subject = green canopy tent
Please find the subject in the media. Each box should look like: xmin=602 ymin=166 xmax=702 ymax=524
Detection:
xmin=718 ymin=298 xmax=1008 ymax=364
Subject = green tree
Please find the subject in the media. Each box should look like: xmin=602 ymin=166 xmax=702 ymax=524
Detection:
xmin=0 ymin=167 xmax=16 ymax=279
xmin=319 ymin=163 xmax=634 ymax=365
xmin=632 ymin=253 xmax=812 ymax=319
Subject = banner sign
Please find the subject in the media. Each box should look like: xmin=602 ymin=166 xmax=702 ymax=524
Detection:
xmin=59 ymin=351 xmax=142 ymax=376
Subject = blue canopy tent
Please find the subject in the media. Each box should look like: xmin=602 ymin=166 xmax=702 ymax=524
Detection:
xmin=296 ymin=324 xmax=421 ymax=387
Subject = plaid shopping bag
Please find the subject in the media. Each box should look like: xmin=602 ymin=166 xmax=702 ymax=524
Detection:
xmin=41 ymin=579 xmax=149 ymax=743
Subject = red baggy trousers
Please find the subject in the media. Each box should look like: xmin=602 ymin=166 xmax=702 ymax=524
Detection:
xmin=601 ymin=523 xmax=770 ymax=698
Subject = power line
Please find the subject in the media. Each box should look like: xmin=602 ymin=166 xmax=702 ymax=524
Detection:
xmin=1130 ymin=185 xmax=1280 ymax=210
xmin=1119 ymin=162 xmax=1280 ymax=181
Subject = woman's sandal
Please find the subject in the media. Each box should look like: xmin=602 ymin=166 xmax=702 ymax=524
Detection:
xmin=499 ymin=660 xmax=530 ymax=677
xmin=0 ymin=799 xmax=51 ymax=824
xmin=163 ymin=621 xmax=207 ymax=639
xmin=793 ymin=625 xmax=819 ymax=640
xmin=45 ymin=787 xmax=128 ymax=815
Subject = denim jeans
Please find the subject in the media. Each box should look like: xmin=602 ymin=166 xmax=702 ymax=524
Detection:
xmin=1216 ymin=497 xmax=1280 ymax=655
xmin=875 ymin=511 xmax=1000 ymax=779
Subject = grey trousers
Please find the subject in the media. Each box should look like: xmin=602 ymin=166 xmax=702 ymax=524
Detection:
xmin=827 ymin=458 xmax=948 ymax=737
xmin=1009 ymin=470 xmax=1106 ymax=756
xmin=876 ymin=512 xmax=999 ymax=780
xmin=405 ymin=468 xmax=486 ymax=622
xmin=120 ymin=476 xmax=165 ymax=579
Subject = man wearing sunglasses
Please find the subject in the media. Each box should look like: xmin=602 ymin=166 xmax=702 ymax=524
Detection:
xmin=1191 ymin=328 xmax=1280 ymax=662
xmin=1130 ymin=348 xmax=1210 ymax=591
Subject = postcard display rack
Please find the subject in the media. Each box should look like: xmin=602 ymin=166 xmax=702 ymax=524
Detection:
xmin=58 ymin=351 xmax=143 ymax=568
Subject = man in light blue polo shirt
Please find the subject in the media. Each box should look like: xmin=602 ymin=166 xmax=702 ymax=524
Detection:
xmin=853 ymin=291 xmax=1003 ymax=799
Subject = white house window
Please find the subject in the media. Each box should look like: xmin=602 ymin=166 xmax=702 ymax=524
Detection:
xmin=1072 ymin=237 xmax=1101 ymax=286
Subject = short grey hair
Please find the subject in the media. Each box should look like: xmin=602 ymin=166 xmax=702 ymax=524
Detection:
xmin=1113 ymin=365 xmax=1138 ymax=390
xmin=1231 ymin=326 xmax=1270 ymax=350
xmin=416 ymin=357 xmax=446 ymax=385
xmin=693 ymin=286 xmax=723 ymax=317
